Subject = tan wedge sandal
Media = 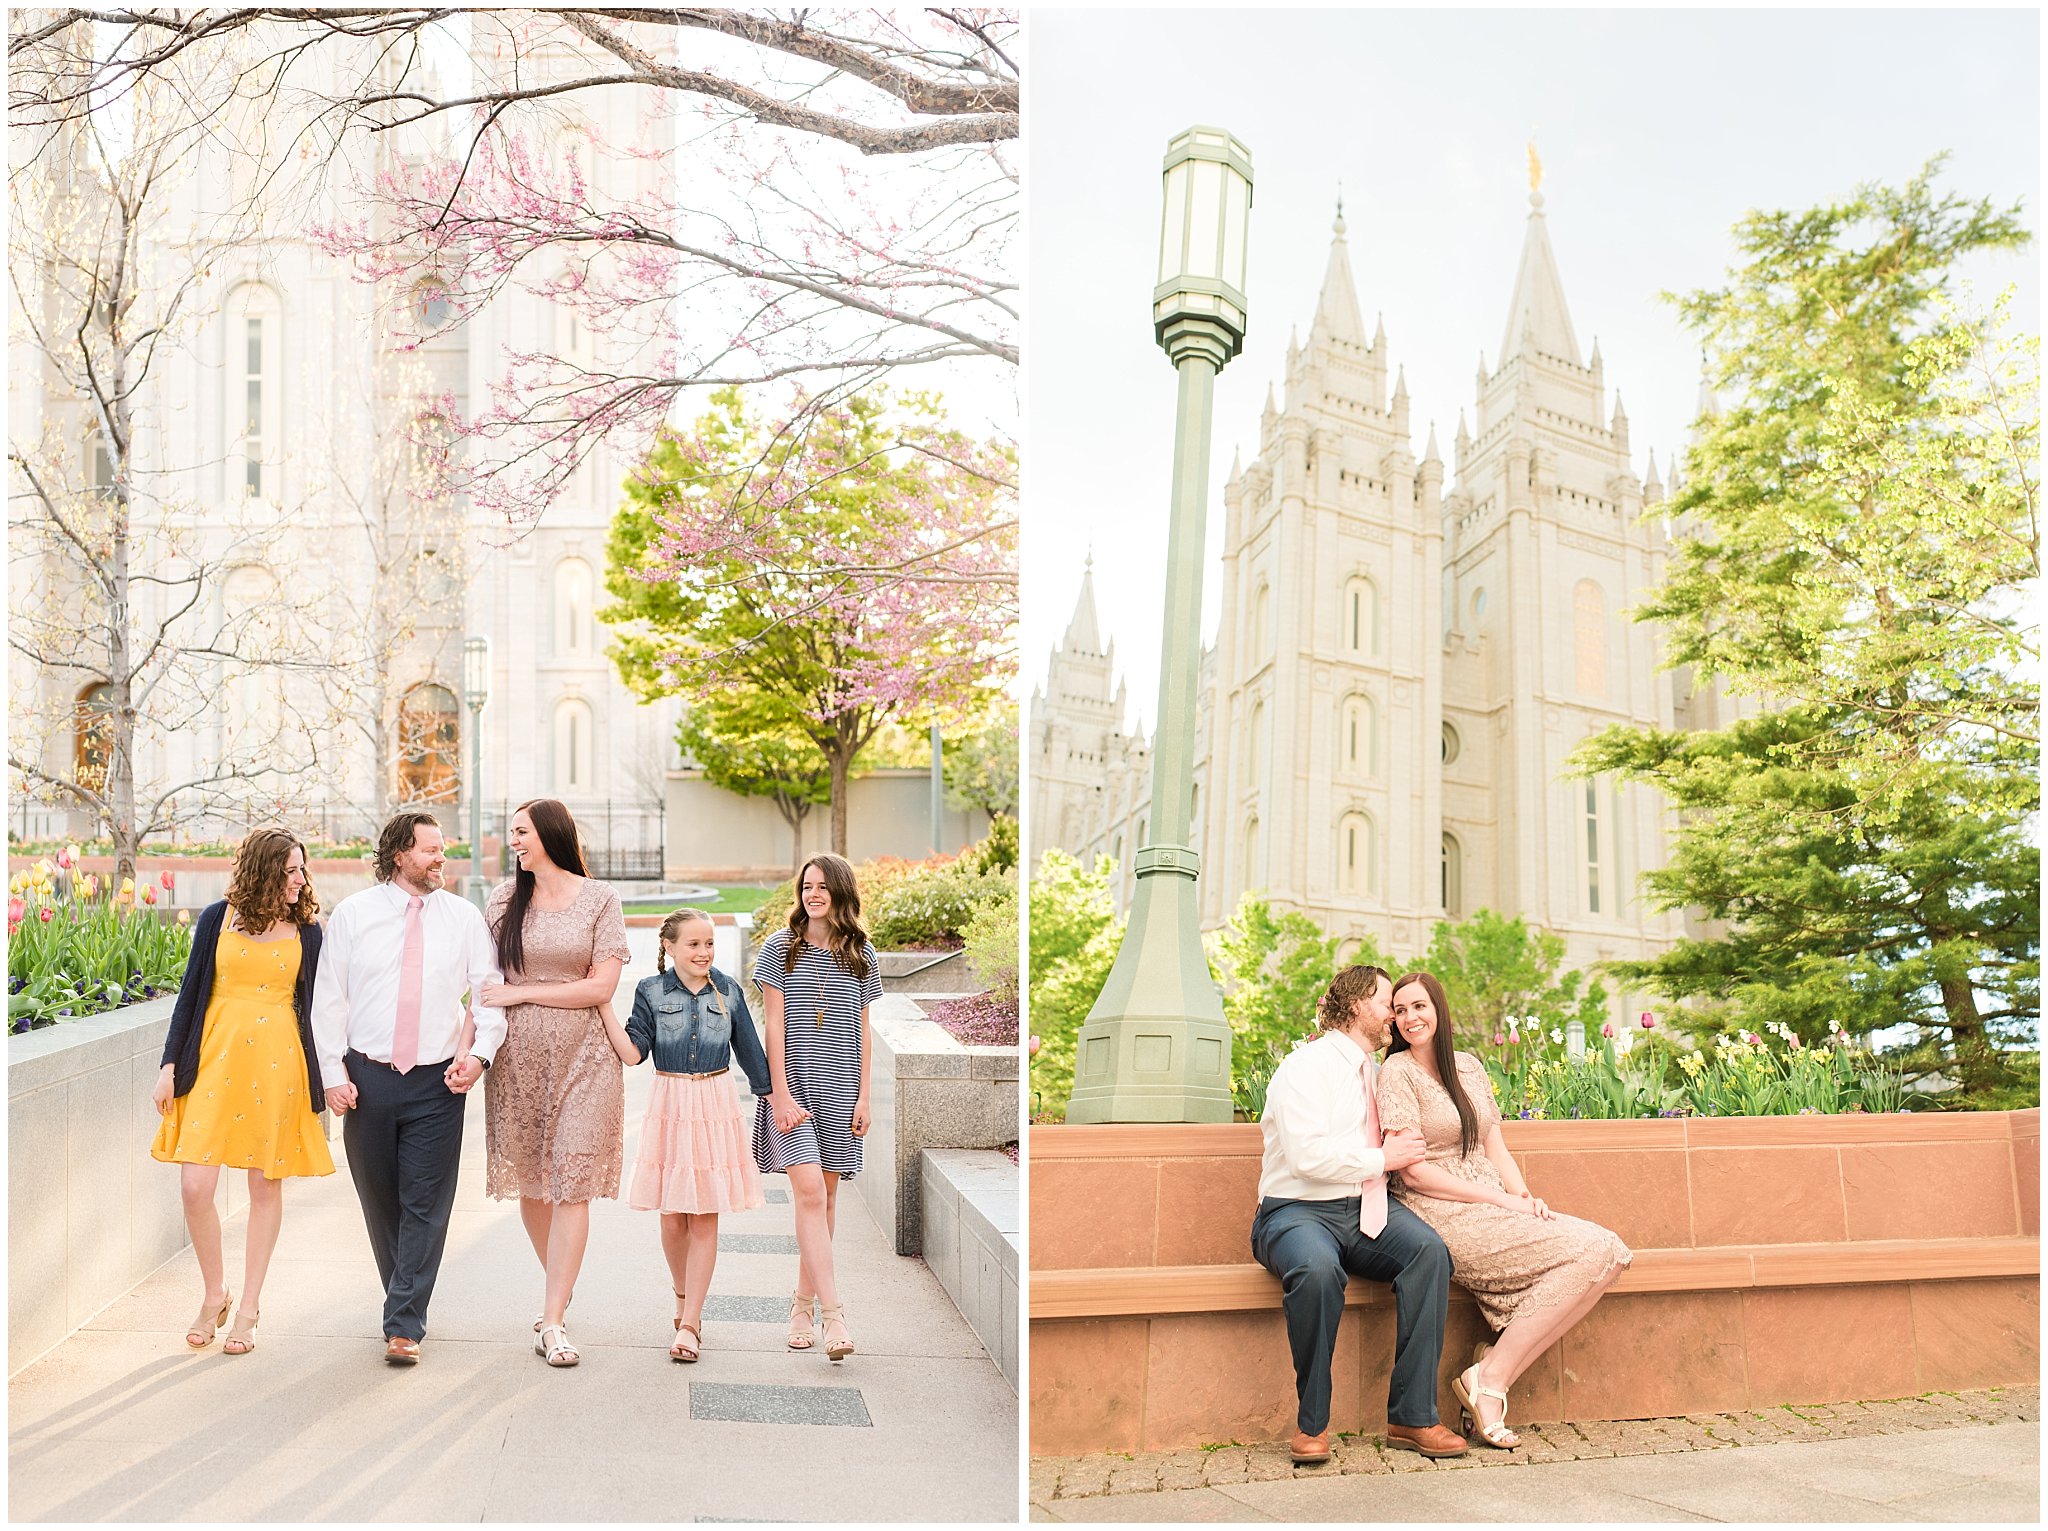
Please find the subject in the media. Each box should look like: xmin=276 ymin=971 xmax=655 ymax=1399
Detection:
xmin=222 ymin=1307 xmax=260 ymax=1355
xmin=819 ymin=1301 xmax=854 ymax=1362
xmin=186 ymin=1290 xmax=231 ymax=1349
xmin=787 ymin=1290 xmax=817 ymax=1351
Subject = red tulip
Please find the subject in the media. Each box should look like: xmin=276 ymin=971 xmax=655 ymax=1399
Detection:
xmin=1601 ymin=1022 xmax=1616 ymax=1038
xmin=141 ymin=884 xmax=158 ymax=906
xmin=1639 ymin=1012 xmax=1657 ymax=1030
xmin=38 ymin=906 xmax=54 ymax=923
xmin=159 ymin=870 xmax=175 ymax=890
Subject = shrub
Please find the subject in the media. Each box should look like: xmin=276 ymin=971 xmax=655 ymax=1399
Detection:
xmin=1027 ymin=850 xmax=1121 ymax=1120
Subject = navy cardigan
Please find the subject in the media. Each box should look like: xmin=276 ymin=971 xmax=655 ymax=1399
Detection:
xmin=159 ymin=900 xmax=325 ymax=1113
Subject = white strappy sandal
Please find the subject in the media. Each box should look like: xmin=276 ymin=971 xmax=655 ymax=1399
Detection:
xmin=536 ymin=1323 xmax=580 ymax=1367
xmin=1453 ymin=1363 xmax=1521 ymax=1449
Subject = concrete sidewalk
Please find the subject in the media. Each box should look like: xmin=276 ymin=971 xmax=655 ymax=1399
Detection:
xmin=1030 ymin=1392 xmax=2039 ymax=1522
xmin=9 ymin=929 xmax=1017 ymax=1523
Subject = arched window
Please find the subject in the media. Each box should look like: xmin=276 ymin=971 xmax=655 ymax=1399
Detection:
xmin=1340 ymin=694 xmax=1380 ymax=779
xmin=1338 ymin=812 xmax=1377 ymax=896
xmin=1344 ymin=576 xmax=1380 ymax=656
xmin=555 ymin=558 xmax=594 ymax=655
xmin=1471 ymin=586 xmax=1490 ymax=625
xmin=1243 ymin=815 xmax=1261 ymax=891
xmin=1188 ymin=784 xmax=1200 ymax=850
xmin=396 ymin=682 xmax=460 ymax=804
xmin=226 ymin=285 xmax=282 ymax=502
xmin=1442 ymin=831 xmax=1463 ymax=916
xmin=415 ymin=279 xmax=453 ymax=332
xmin=1250 ymin=582 xmax=1271 ymax=664
xmin=1247 ymin=698 xmax=1265 ymax=780
xmin=1584 ymin=781 xmax=1602 ymax=915
xmin=1574 ymin=579 xmax=1607 ymax=699
xmin=1441 ymin=720 xmax=1462 ymax=766
xmin=554 ymin=697 xmax=595 ymax=794
xmin=85 ymin=426 xmax=115 ymax=500
xmin=74 ymin=683 xmax=113 ymax=794
xmin=221 ymin=564 xmax=280 ymax=752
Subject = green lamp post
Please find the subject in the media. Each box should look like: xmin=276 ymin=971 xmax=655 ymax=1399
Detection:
xmin=1065 ymin=126 xmax=1252 ymax=1124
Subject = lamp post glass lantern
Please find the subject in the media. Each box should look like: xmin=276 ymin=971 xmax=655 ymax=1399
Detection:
xmin=462 ymin=635 xmax=490 ymax=908
xmin=1065 ymin=126 xmax=1253 ymax=1125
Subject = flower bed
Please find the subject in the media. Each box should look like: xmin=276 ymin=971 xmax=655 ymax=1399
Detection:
xmin=8 ymin=857 xmax=191 ymax=1029
xmin=925 ymin=990 xmax=1019 ymax=1048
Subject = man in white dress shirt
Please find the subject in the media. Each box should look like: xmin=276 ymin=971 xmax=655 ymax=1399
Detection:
xmin=313 ymin=811 xmax=506 ymax=1363
xmin=1250 ymin=964 xmax=1467 ymax=1462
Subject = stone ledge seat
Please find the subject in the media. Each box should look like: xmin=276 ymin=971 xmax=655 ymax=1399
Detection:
xmin=1031 ymin=1235 xmax=2042 ymax=1318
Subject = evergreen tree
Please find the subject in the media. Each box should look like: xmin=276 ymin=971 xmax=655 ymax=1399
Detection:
xmin=1578 ymin=163 xmax=2038 ymax=1100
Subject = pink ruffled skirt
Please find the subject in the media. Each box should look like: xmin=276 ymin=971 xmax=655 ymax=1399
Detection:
xmin=629 ymin=1071 xmax=766 ymax=1215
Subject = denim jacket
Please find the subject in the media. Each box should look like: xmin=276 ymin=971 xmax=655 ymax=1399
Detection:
xmin=625 ymin=966 xmax=770 ymax=1094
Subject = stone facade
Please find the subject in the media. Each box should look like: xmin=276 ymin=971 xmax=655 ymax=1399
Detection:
xmin=8 ymin=19 xmax=677 ymax=856
xmin=1033 ymin=189 xmax=1756 ymax=1021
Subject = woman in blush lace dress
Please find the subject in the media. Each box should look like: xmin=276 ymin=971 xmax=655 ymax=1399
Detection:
xmin=480 ymin=798 xmax=632 ymax=1368
xmin=1374 ymin=972 xmax=1630 ymax=1451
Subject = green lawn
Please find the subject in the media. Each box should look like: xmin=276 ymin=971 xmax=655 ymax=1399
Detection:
xmin=622 ymin=884 xmax=777 ymax=917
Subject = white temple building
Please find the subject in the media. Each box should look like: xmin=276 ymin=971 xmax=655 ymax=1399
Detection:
xmin=8 ymin=19 xmax=679 ymax=872
xmin=1032 ymin=186 xmax=1750 ymax=1023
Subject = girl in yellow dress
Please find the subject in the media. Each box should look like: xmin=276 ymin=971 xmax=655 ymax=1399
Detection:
xmin=151 ymin=828 xmax=333 ymax=1354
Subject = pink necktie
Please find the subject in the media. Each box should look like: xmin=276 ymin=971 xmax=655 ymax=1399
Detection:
xmin=1360 ymin=1059 xmax=1389 ymax=1237
xmin=391 ymin=894 xmax=425 ymax=1074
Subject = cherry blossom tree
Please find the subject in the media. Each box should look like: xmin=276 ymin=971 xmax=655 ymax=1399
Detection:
xmin=13 ymin=8 xmax=1019 ymax=534
xmin=603 ymin=386 xmax=1015 ymax=854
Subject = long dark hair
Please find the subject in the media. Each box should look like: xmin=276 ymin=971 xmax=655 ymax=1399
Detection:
xmin=492 ymin=797 xmax=587 ymax=976
xmin=780 ymin=853 xmax=871 ymax=982
xmin=1387 ymin=971 xmax=1480 ymax=1156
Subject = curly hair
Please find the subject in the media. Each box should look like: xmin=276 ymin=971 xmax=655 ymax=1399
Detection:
xmin=226 ymin=827 xmax=318 ymax=931
xmin=374 ymin=810 xmax=440 ymax=883
xmin=1317 ymin=964 xmax=1390 ymax=1031
xmin=780 ymin=853 xmax=871 ymax=982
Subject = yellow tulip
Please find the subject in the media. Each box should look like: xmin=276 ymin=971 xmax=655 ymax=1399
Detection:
xmin=118 ymin=876 xmax=134 ymax=896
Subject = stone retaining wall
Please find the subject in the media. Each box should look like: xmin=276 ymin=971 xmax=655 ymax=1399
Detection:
xmin=1028 ymin=1111 xmax=2041 ymax=1455
xmin=921 ymin=1147 xmax=1019 ymax=1390
xmin=8 ymin=999 xmax=264 ymax=1374
xmin=860 ymin=998 xmax=1019 ymax=1255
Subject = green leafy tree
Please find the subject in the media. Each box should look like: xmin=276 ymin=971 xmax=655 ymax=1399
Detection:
xmin=1208 ymin=897 xmax=1360 ymax=1113
xmin=676 ymin=700 xmax=830 ymax=883
xmin=602 ymin=387 xmax=1014 ymax=855
xmin=1027 ymin=850 xmax=1123 ymax=1120
xmin=1577 ymin=163 xmax=2039 ymax=1100
xmin=1419 ymin=909 xmax=1609 ymax=1049
xmin=943 ymin=706 xmax=1020 ymax=820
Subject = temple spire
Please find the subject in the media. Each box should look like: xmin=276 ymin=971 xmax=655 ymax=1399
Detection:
xmin=1311 ymin=197 xmax=1367 ymax=345
xmin=1064 ymin=556 xmax=1103 ymax=655
xmin=1498 ymin=174 xmax=1581 ymax=367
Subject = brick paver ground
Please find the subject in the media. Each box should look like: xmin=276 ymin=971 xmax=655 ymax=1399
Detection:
xmin=1029 ymin=1384 xmax=2040 ymax=1507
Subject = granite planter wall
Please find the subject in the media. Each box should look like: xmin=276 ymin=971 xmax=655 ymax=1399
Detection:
xmin=1028 ymin=1111 xmax=2041 ymax=1456
xmin=921 ymin=1148 xmax=1020 ymax=1390
xmin=8 ymin=998 xmax=267 ymax=1375
xmin=861 ymin=998 xmax=1019 ymax=1255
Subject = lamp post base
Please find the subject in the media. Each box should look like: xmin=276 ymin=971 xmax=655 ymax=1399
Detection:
xmin=1064 ymin=848 xmax=1234 ymax=1124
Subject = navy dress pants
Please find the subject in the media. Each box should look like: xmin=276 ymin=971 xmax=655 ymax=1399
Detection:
xmin=343 ymin=1051 xmax=466 ymax=1342
xmin=1251 ymin=1195 xmax=1451 ymax=1435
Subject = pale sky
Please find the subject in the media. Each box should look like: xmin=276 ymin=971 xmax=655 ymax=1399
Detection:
xmin=1023 ymin=7 xmax=2041 ymax=730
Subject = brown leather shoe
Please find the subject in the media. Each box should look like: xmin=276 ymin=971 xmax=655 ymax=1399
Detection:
xmin=1384 ymin=1422 xmax=1467 ymax=1457
xmin=1289 ymin=1430 xmax=1332 ymax=1465
xmin=384 ymin=1335 xmax=421 ymax=1365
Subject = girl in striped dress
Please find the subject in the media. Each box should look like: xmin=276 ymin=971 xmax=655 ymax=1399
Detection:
xmin=751 ymin=854 xmax=880 ymax=1361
